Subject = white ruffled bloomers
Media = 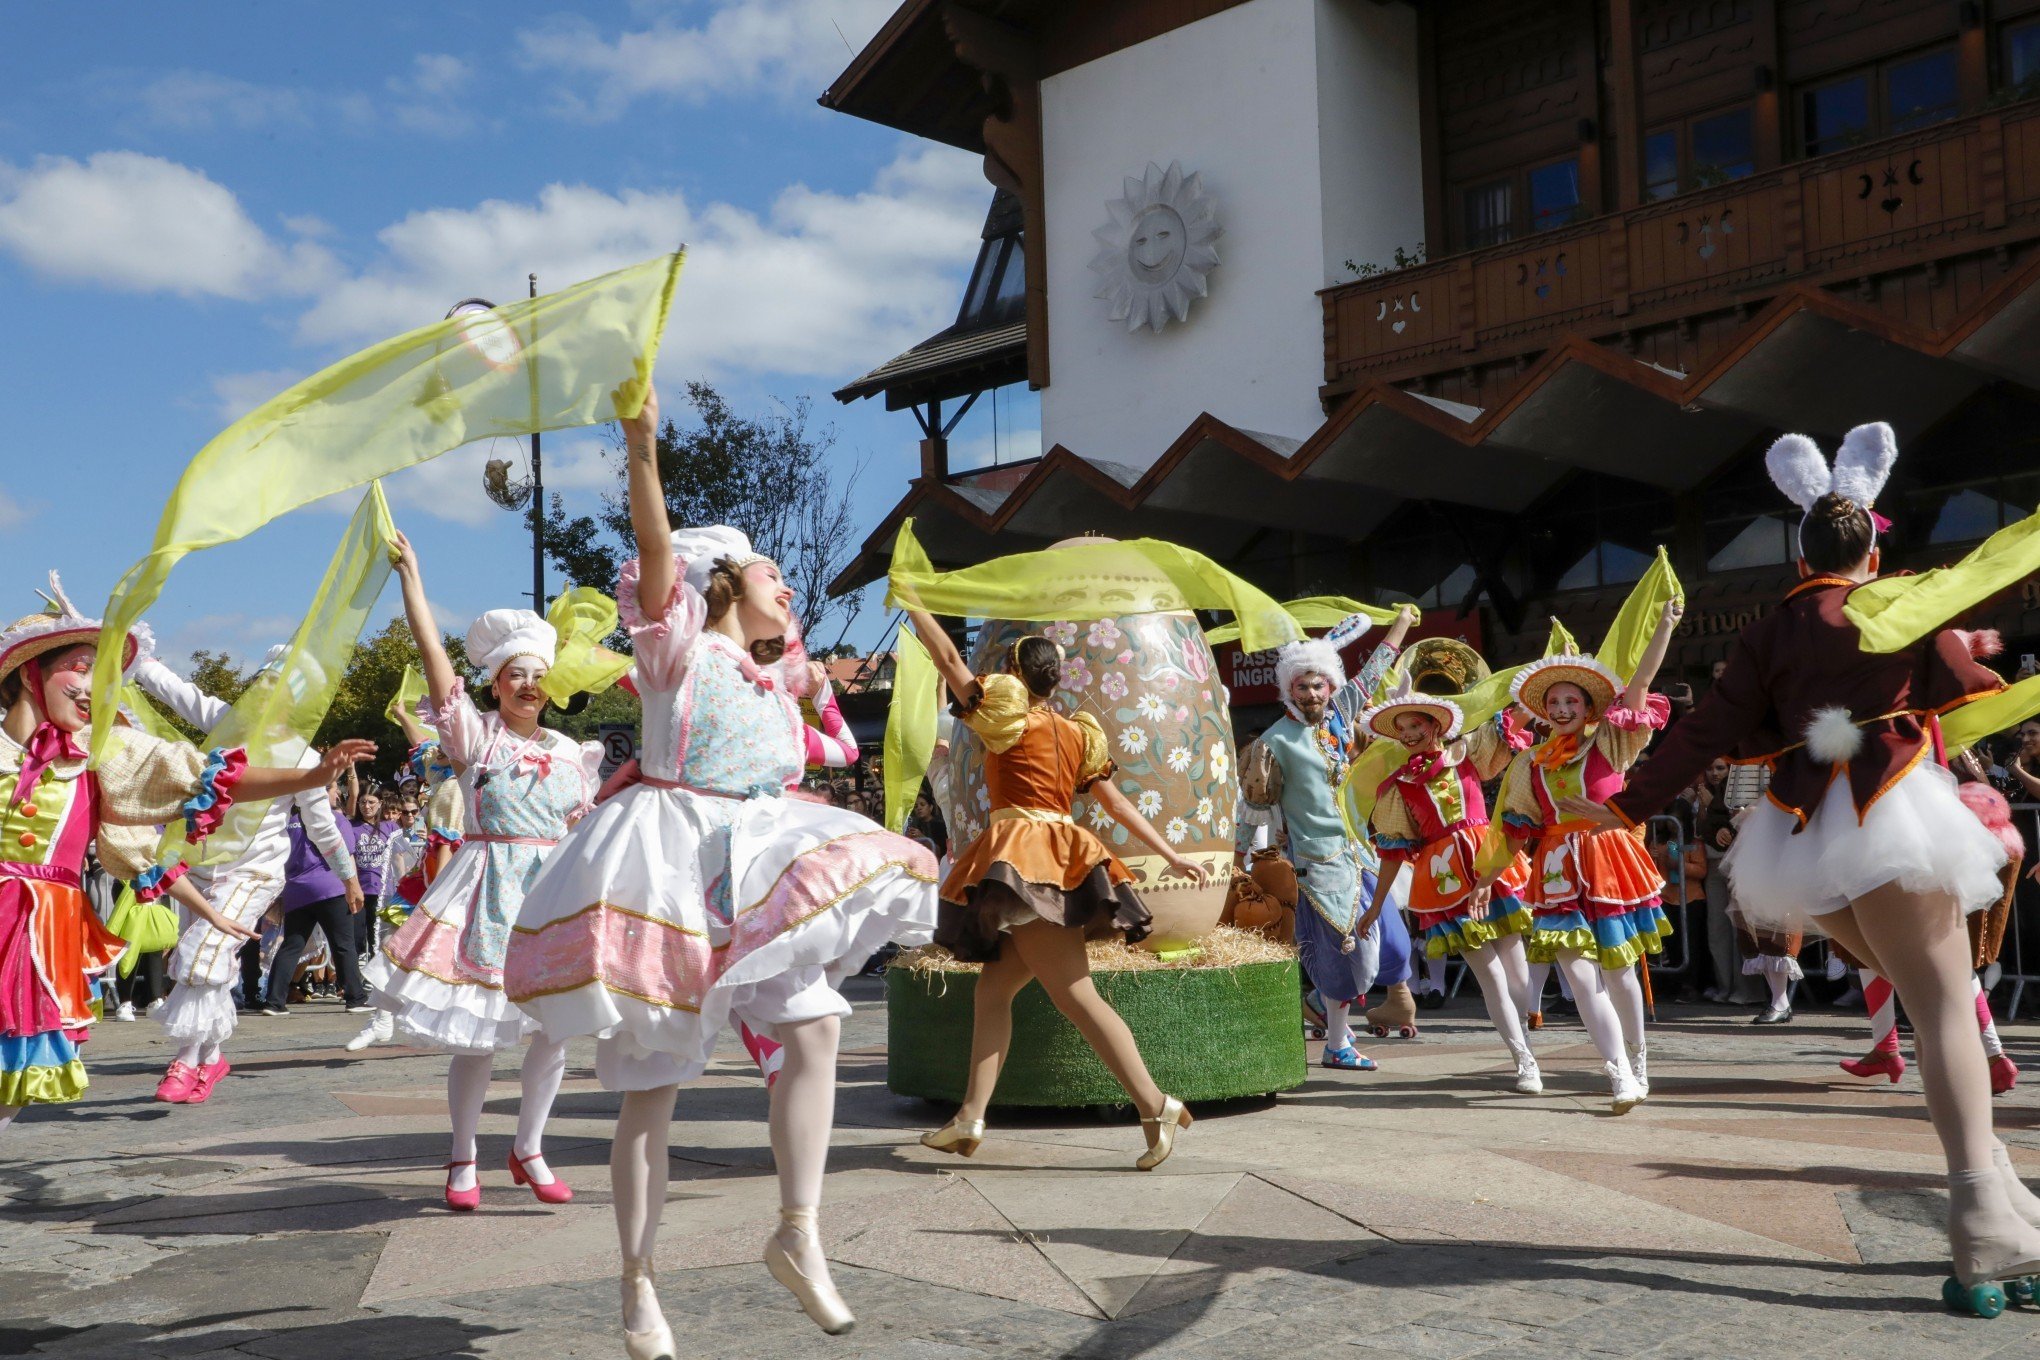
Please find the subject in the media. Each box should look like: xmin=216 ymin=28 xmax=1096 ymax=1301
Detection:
xmin=362 ymin=951 xmax=537 ymax=1054
xmin=156 ymin=981 xmax=238 ymax=1047
xmin=1724 ymin=761 xmax=2008 ymax=935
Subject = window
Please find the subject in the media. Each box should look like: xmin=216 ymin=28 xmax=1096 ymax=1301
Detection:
xmin=1645 ymin=107 xmax=1756 ymax=200
xmin=1802 ymin=75 xmax=1871 ymax=156
xmin=955 ymin=233 xmax=1025 ymax=328
xmin=1798 ymin=47 xmax=1959 ymax=157
xmin=1645 ymin=130 xmax=1680 ymax=201
xmin=1529 ymin=158 xmax=1581 ymax=232
xmin=1706 ymin=514 xmax=1794 ymax=571
xmin=1464 ymin=180 xmax=1513 ymax=248
xmin=1691 ymin=108 xmax=1755 ymax=187
xmin=1886 ymin=49 xmax=1959 ymax=133
xmin=2007 ymin=19 xmax=2040 ymax=96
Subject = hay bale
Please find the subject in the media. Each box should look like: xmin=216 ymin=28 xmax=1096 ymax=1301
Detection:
xmin=886 ymin=946 xmax=1307 ymax=1108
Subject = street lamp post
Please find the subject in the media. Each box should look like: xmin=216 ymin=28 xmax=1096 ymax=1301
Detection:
xmin=453 ymin=280 xmax=546 ymax=611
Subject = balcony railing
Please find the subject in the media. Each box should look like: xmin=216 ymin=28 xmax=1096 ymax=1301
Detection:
xmin=1321 ymin=102 xmax=2040 ymax=395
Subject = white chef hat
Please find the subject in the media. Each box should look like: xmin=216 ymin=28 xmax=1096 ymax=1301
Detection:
xmin=670 ymin=525 xmax=769 ymax=597
xmin=466 ymin=609 xmax=557 ymax=684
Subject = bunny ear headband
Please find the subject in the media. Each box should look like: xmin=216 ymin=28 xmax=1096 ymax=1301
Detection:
xmin=1764 ymin=422 xmax=1898 ymax=554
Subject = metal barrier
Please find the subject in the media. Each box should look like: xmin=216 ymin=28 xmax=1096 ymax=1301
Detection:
xmin=2001 ymin=802 xmax=2040 ymax=1020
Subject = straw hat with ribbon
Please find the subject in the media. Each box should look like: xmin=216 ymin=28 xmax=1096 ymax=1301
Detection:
xmin=1509 ymin=652 xmax=1622 ymax=720
xmin=0 ymin=572 xmax=150 ymax=689
xmin=1361 ymin=673 xmax=1464 ymax=743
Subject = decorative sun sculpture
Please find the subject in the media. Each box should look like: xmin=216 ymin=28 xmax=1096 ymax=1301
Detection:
xmin=1088 ymin=160 xmax=1222 ymax=333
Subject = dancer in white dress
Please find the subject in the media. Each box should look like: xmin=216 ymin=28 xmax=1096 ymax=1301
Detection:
xmin=369 ymin=532 xmax=600 ymax=1212
xmin=136 ymin=646 xmax=361 ymax=1106
xmin=504 ymin=387 xmax=938 ymax=1357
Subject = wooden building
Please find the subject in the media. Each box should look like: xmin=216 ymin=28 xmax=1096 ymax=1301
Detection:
xmin=826 ymin=0 xmax=2040 ymax=683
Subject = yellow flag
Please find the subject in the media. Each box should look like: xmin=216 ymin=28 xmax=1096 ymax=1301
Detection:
xmin=542 ymin=586 xmax=633 ymax=705
xmin=1202 ymin=596 xmax=1412 ymax=648
xmin=158 ymin=484 xmax=398 ymax=869
xmin=884 ymin=623 xmax=940 ymax=833
xmin=884 ymin=518 xmax=1300 ymax=654
xmin=1945 ymin=674 xmax=2040 ymax=754
xmin=91 ymin=252 xmax=684 ymax=763
xmin=118 ymin=684 xmax=185 ymax=743
xmin=385 ymin=663 xmax=432 ymax=730
xmin=1847 ymin=508 xmax=2040 ymax=653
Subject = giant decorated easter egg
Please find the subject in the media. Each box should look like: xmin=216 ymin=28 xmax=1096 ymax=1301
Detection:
xmin=944 ymin=541 xmax=1239 ymax=949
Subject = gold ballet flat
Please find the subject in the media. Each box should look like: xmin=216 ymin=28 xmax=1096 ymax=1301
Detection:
xmin=764 ymin=1206 xmax=855 ymax=1336
xmin=1136 ymin=1095 xmax=1193 ymax=1172
xmin=920 ymin=1116 xmax=985 ymax=1157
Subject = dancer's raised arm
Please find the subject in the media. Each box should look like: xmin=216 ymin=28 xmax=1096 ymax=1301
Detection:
xmin=391 ymin=531 xmax=456 ymax=713
xmin=1623 ymin=599 xmax=1684 ymax=712
xmin=622 ymin=385 xmax=671 ymax=618
xmin=902 ymin=605 xmax=977 ymax=702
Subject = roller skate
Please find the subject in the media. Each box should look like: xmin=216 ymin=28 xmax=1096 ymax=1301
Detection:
xmin=1301 ymin=992 xmax=1327 ymax=1041
xmin=1943 ymin=1169 xmax=2040 ymax=1317
xmin=1991 ymin=1054 xmax=2019 ymax=1096
xmin=1366 ymin=982 xmax=1418 ymax=1039
xmin=1838 ymin=1046 xmax=1905 ymax=1085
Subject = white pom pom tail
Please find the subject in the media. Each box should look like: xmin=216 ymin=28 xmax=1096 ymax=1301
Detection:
xmin=1831 ymin=422 xmax=1898 ymax=509
xmin=1804 ymin=706 xmax=1864 ymax=764
xmin=1765 ymin=433 xmax=1832 ymax=512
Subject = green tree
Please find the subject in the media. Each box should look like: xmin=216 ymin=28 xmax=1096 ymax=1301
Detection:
xmin=151 ymin=650 xmax=251 ymax=743
xmin=314 ymin=617 xmax=472 ymax=786
xmin=530 ymin=381 xmax=865 ymax=644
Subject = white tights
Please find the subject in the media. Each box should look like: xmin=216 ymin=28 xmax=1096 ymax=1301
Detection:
xmin=0 ymin=1103 xmax=18 ymax=1134
xmin=1463 ymin=938 xmax=1532 ymax=1054
xmin=613 ymin=1015 xmax=842 ymax=1334
xmin=445 ymin=1035 xmax=569 ymax=1192
xmin=1556 ymin=952 xmax=1635 ymax=1077
xmin=174 ymin=1039 xmax=223 ymax=1068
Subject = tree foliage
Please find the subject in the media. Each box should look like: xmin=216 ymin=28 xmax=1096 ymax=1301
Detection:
xmin=530 ymin=381 xmax=865 ymax=644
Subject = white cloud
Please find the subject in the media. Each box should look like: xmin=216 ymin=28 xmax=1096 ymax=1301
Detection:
xmin=0 ymin=152 xmax=336 ymax=299
xmin=386 ymin=54 xmax=479 ymax=136
xmin=517 ymin=0 xmax=897 ymax=119
xmin=0 ymin=486 xmax=37 ymax=531
xmin=297 ymin=142 xmax=989 ymax=385
xmin=127 ymin=70 xmax=311 ymax=133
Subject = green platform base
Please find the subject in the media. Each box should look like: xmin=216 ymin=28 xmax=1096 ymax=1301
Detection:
xmin=885 ymin=958 xmax=1308 ymax=1108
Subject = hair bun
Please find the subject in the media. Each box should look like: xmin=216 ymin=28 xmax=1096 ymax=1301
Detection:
xmin=1815 ymin=493 xmax=1860 ymax=521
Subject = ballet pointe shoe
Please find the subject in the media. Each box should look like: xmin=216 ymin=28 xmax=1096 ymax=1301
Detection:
xmin=1137 ymin=1095 xmax=1193 ymax=1172
xmin=506 ymin=1149 xmax=574 ymax=1205
xmin=920 ymin=1115 xmax=985 ymax=1157
xmin=621 ymin=1256 xmax=676 ymax=1360
xmin=443 ymin=1160 xmax=480 ymax=1213
xmin=765 ymin=1207 xmax=855 ymax=1336
xmin=1839 ymin=1047 xmax=1906 ymax=1084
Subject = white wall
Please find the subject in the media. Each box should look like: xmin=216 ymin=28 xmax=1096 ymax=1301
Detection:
xmin=1037 ymin=0 xmax=1422 ymax=466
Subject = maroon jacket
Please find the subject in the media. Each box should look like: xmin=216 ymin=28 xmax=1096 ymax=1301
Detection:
xmin=1611 ymin=575 xmax=2002 ymax=830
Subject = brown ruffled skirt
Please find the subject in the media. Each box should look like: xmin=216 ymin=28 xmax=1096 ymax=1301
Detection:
xmin=935 ymin=819 xmax=1150 ymax=963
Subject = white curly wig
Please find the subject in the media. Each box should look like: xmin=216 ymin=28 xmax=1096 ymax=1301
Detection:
xmin=1275 ymin=638 xmax=1345 ymax=723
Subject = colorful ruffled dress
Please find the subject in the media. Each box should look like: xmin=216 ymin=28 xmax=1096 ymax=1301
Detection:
xmin=1497 ymin=694 xmax=1672 ymax=969
xmin=501 ymin=559 xmax=938 ymax=1090
xmin=0 ymin=724 xmax=243 ymax=1104
xmin=935 ymin=673 xmax=1148 ymax=962
xmin=369 ymin=688 xmax=599 ymax=1054
xmin=1370 ymin=714 xmax=1533 ymax=959
xmin=392 ymin=737 xmax=463 ymax=910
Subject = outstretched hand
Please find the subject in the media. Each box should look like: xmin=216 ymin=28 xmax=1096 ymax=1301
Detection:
xmin=390 ymin=529 xmax=420 ymax=580
xmin=1161 ymin=855 xmax=1210 ymax=888
xmin=317 ymin=739 xmax=378 ymax=782
xmin=1557 ymin=796 xmax=1624 ymax=830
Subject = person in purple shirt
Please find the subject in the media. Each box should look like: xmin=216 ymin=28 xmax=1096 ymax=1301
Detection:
xmin=263 ymin=781 xmax=367 ymax=1015
xmin=349 ymin=787 xmax=399 ymax=960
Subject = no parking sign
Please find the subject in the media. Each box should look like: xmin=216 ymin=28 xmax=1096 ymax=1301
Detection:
xmin=597 ymin=724 xmax=638 ymax=781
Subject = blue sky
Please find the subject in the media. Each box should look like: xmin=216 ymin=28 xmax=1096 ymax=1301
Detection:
xmin=0 ymin=1 xmax=1006 ymax=664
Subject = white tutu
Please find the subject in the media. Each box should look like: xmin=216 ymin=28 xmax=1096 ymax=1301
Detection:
xmin=1724 ymin=761 xmax=2008 ymax=934
xmin=369 ymin=842 xmax=541 ymax=1054
xmin=505 ymin=783 xmax=937 ymax=1089
xmin=156 ymin=981 xmax=237 ymax=1046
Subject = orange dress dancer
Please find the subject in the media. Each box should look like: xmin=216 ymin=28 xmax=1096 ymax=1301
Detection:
xmin=934 ymin=673 xmax=1146 ymax=961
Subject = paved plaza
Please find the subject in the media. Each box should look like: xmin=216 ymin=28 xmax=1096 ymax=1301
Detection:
xmin=5 ymin=980 xmax=2040 ymax=1359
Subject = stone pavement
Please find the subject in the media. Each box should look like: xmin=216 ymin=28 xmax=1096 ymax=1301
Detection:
xmin=5 ymin=981 xmax=2040 ymax=1359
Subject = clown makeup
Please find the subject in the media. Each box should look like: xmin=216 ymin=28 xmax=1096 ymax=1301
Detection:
xmin=1542 ymin=681 xmax=1593 ymax=735
xmin=1288 ymin=671 xmax=1333 ymax=726
xmin=494 ymin=656 xmax=550 ymax=733
xmin=37 ymin=644 xmax=97 ymax=732
xmin=1392 ymin=710 xmax=1442 ymax=753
